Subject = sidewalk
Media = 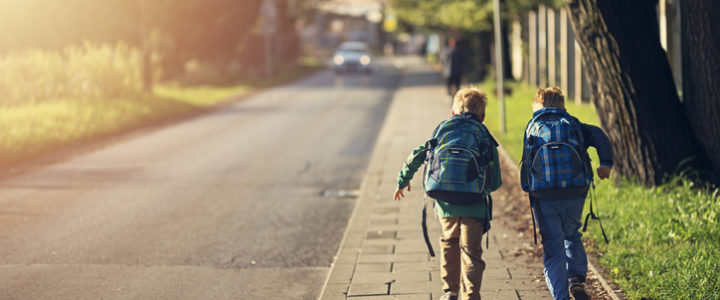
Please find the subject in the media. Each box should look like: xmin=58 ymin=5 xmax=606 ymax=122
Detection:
xmin=319 ymin=58 xmax=550 ymax=300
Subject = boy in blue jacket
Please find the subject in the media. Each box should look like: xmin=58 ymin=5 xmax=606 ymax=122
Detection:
xmin=521 ymin=87 xmax=613 ymax=300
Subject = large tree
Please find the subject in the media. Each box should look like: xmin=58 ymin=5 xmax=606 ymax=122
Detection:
xmin=681 ymin=0 xmax=720 ymax=174
xmin=564 ymin=0 xmax=712 ymax=185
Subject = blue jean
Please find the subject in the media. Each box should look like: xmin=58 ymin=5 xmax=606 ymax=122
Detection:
xmin=533 ymin=196 xmax=588 ymax=300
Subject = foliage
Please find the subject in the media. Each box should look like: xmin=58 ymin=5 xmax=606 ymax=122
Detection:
xmin=481 ymin=79 xmax=720 ymax=300
xmin=0 ymin=0 xmax=284 ymax=80
xmin=0 ymin=43 xmax=143 ymax=105
xmin=391 ymin=0 xmax=560 ymax=32
xmin=392 ymin=0 xmax=493 ymax=32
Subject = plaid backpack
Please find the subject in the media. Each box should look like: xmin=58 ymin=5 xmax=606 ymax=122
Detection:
xmin=423 ymin=113 xmax=499 ymax=205
xmin=521 ymin=109 xmax=591 ymax=199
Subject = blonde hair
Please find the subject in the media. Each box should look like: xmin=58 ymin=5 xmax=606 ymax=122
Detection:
xmin=452 ymin=87 xmax=487 ymax=118
xmin=533 ymin=87 xmax=565 ymax=109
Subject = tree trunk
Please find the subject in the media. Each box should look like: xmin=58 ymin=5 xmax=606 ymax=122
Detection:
xmin=682 ymin=0 xmax=720 ymax=173
xmin=564 ymin=0 xmax=709 ymax=185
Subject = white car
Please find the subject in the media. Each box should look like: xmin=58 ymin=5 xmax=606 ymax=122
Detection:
xmin=332 ymin=41 xmax=373 ymax=73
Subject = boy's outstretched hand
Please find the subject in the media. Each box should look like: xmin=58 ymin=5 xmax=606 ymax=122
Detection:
xmin=597 ymin=165 xmax=611 ymax=179
xmin=393 ymin=183 xmax=411 ymax=201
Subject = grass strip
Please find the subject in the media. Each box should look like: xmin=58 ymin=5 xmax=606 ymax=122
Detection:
xmin=479 ymin=80 xmax=720 ymax=300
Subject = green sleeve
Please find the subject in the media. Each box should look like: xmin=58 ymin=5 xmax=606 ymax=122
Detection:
xmin=397 ymin=145 xmax=427 ymax=188
xmin=486 ymin=146 xmax=503 ymax=192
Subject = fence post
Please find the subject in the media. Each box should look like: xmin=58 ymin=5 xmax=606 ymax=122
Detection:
xmin=574 ymin=40 xmax=583 ymax=104
xmin=560 ymin=8 xmax=569 ymax=96
xmin=538 ymin=5 xmax=547 ymax=87
xmin=528 ymin=11 xmax=537 ymax=86
xmin=547 ymin=7 xmax=556 ymax=87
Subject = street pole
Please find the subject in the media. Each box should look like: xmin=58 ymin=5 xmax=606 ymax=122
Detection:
xmin=493 ymin=0 xmax=506 ymax=134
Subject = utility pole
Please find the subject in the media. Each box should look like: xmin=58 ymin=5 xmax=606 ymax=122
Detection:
xmin=493 ymin=0 xmax=506 ymax=133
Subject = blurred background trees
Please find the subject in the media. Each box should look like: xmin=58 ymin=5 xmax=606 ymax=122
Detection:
xmin=0 ymin=0 xmax=299 ymax=86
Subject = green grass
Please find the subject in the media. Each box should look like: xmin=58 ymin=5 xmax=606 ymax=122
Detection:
xmin=0 ymin=95 xmax=203 ymax=167
xmin=478 ymin=79 xmax=720 ymax=300
xmin=592 ymin=178 xmax=720 ymax=299
xmin=154 ymin=84 xmax=249 ymax=106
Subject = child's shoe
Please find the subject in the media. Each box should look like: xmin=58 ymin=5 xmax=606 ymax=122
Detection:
xmin=439 ymin=291 xmax=458 ymax=300
xmin=569 ymin=276 xmax=589 ymax=300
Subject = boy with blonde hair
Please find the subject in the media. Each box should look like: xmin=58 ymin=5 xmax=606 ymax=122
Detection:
xmin=521 ymin=87 xmax=613 ymax=300
xmin=394 ymin=87 xmax=502 ymax=300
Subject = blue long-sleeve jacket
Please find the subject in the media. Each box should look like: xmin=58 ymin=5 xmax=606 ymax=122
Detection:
xmin=580 ymin=123 xmax=614 ymax=167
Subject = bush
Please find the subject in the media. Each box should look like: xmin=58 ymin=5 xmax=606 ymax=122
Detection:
xmin=0 ymin=42 xmax=142 ymax=105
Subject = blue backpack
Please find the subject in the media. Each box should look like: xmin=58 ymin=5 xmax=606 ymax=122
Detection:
xmin=521 ymin=109 xmax=591 ymax=200
xmin=423 ymin=113 xmax=499 ymax=205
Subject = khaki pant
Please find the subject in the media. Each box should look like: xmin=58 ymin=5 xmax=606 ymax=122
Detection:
xmin=439 ymin=217 xmax=486 ymax=300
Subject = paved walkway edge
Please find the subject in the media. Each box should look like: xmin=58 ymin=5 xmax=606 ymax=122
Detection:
xmin=316 ymin=123 xmax=378 ymax=299
xmin=315 ymin=82 xmax=396 ymax=300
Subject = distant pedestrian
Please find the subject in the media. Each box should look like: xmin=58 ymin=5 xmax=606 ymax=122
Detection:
xmin=521 ymin=87 xmax=613 ymax=300
xmin=394 ymin=88 xmax=502 ymax=300
xmin=442 ymin=38 xmax=464 ymax=97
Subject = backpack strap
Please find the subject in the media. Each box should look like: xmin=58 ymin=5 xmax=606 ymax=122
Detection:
xmin=419 ymin=139 xmax=437 ymax=257
xmin=582 ymin=183 xmax=610 ymax=243
xmin=529 ymin=196 xmax=538 ymax=245
xmin=529 ymin=195 xmax=553 ymax=255
xmin=419 ymin=139 xmax=437 ymax=191
xmin=421 ymin=194 xmax=435 ymax=257
xmin=521 ymin=117 xmax=539 ymax=189
xmin=486 ymin=194 xmax=492 ymax=249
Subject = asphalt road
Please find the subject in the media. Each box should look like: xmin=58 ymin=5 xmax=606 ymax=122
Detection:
xmin=0 ymin=58 xmax=405 ymax=299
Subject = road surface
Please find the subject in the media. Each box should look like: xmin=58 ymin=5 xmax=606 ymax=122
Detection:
xmin=0 ymin=58 xmax=406 ymax=299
